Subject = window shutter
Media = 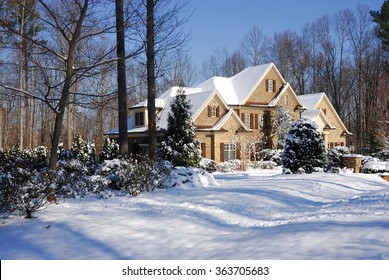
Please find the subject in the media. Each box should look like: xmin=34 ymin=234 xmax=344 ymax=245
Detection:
xmin=220 ymin=143 xmax=224 ymax=162
xmin=216 ymin=106 xmax=220 ymax=117
xmin=273 ymin=80 xmax=277 ymax=92
xmin=250 ymin=114 xmax=254 ymax=129
xmin=201 ymin=143 xmax=206 ymax=157
xmin=208 ymin=105 xmax=211 ymax=117
xmin=265 ymin=79 xmax=269 ymax=92
xmin=236 ymin=145 xmax=241 ymax=160
xmin=241 ymin=113 xmax=244 ymax=122
xmin=255 ymin=114 xmax=258 ymax=129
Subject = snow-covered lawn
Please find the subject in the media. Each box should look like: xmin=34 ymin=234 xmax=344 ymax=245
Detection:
xmin=1 ymin=170 xmax=389 ymax=260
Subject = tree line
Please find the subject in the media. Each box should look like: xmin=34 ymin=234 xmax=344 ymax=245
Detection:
xmin=201 ymin=4 xmax=389 ymax=153
xmin=0 ymin=0 xmax=388 ymax=166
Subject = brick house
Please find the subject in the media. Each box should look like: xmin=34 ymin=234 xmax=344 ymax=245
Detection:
xmin=106 ymin=63 xmax=351 ymax=162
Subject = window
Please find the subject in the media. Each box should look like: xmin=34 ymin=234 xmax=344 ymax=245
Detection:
xmin=211 ymin=106 xmax=217 ymax=117
xmin=224 ymin=143 xmax=236 ymax=161
xmin=258 ymin=114 xmax=263 ymax=129
xmin=135 ymin=112 xmax=144 ymax=126
xmin=244 ymin=113 xmax=250 ymax=128
xmin=267 ymin=79 xmax=274 ymax=92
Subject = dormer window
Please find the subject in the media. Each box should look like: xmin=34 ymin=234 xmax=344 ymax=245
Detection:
xmin=135 ymin=112 xmax=144 ymax=126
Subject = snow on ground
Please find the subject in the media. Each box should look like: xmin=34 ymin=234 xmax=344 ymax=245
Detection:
xmin=1 ymin=169 xmax=389 ymax=260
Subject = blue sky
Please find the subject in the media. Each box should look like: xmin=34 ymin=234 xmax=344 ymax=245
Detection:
xmin=185 ymin=0 xmax=384 ymax=66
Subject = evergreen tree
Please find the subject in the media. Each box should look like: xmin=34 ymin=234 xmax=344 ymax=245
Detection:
xmin=71 ymin=135 xmax=96 ymax=165
xmin=274 ymin=103 xmax=293 ymax=149
xmin=99 ymin=137 xmax=119 ymax=162
xmin=159 ymin=88 xmax=201 ymax=167
xmin=371 ymin=1 xmax=389 ymax=51
xmin=282 ymin=118 xmax=327 ymax=173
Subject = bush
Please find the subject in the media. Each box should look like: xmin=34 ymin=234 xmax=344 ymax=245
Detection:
xmin=200 ymin=158 xmax=217 ymax=173
xmin=0 ymin=148 xmax=54 ymax=218
xmin=258 ymin=149 xmax=282 ymax=165
xmin=372 ymin=149 xmax=389 ymax=161
xmin=327 ymin=146 xmax=350 ymax=169
xmin=217 ymin=159 xmax=242 ymax=173
xmin=282 ymin=118 xmax=327 ymax=173
xmin=248 ymin=161 xmax=278 ymax=170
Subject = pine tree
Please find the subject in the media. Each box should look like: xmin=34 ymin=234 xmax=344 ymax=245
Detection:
xmin=282 ymin=118 xmax=327 ymax=173
xmin=99 ymin=137 xmax=119 ymax=162
xmin=371 ymin=1 xmax=389 ymax=51
xmin=159 ymin=88 xmax=201 ymax=167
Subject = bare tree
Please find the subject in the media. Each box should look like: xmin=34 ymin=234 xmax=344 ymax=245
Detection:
xmin=240 ymin=26 xmax=270 ymax=66
xmin=1 ymin=0 xmax=117 ymax=169
xmin=201 ymin=47 xmax=246 ymax=79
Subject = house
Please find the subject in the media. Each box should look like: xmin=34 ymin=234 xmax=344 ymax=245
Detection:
xmin=106 ymin=63 xmax=351 ymax=162
xmin=299 ymin=93 xmax=351 ymax=148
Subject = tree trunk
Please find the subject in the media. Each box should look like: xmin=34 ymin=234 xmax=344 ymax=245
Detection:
xmin=48 ymin=0 xmax=89 ymax=170
xmin=115 ymin=0 xmax=129 ymax=157
xmin=146 ymin=0 xmax=157 ymax=157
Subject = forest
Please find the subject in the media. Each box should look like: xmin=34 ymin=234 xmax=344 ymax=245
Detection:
xmin=0 ymin=0 xmax=388 ymax=157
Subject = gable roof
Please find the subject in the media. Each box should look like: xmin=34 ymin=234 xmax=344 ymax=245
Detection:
xmin=299 ymin=93 xmax=351 ymax=134
xmin=196 ymin=63 xmax=279 ymax=105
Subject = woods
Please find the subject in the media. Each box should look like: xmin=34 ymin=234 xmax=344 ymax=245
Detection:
xmin=0 ymin=0 xmax=388 ymax=157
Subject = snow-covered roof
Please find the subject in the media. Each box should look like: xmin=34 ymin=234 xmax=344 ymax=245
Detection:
xmin=298 ymin=92 xmax=325 ymax=110
xmin=196 ymin=63 xmax=275 ymax=105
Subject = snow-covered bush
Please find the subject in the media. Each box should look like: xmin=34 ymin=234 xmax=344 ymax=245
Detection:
xmin=96 ymin=156 xmax=172 ymax=196
xmin=200 ymin=158 xmax=217 ymax=173
xmin=56 ymin=158 xmax=96 ymax=198
xmin=164 ymin=167 xmax=217 ymax=188
xmin=327 ymin=146 xmax=350 ymax=169
xmin=372 ymin=149 xmax=389 ymax=161
xmin=362 ymin=161 xmax=389 ymax=173
xmin=258 ymin=149 xmax=282 ymax=165
xmin=95 ymin=158 xmax=130 ymax=190
xmin=249 ymin=161 xmax=278 ymax=170
xmin=126 ymin=157 xmax=172 ymax=196
xmin=217 ymin=159 xmax=242 ymax=173
xmin=282 ymin=118 xmax=327 ymax=173
xmin=0 ymin=148 xmax=54 ymax=218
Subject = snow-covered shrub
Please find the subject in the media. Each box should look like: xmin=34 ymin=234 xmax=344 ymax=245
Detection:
xmin=362 ymin=161 xmax=389 ymax=173
xmin=99 ymin=137 xmax=119 ymax=163
xmin=258 ymin=149 xmax=282 ymax=165
xmin=282 ymin=118 xmax=327 ymax=173
xmin=372 ymin=149 xmax=389 ymax=161
xmin=217 ymin=159 xmax=241 ymax=173
xmin=327 ymin=146 xmax=350 ymax=170
xmin=200 ymin=158 xmax=217 ymax=173
xmin=126 ymin=156 xmax=172 ymax=196
xmin=96 ymin=156 xmax=172 ymax=196
xmin=249 ymin=161 xmax=278 ymax=170
xmin=0 ymin=148 xmax=54 ymax=218
xmin=164 ymin=167 xmax=216 ymax=188
xmin=56 ymin=159 xmax=96 ymax=198
xmin=95 ymin=158 xmax=130 ymax=190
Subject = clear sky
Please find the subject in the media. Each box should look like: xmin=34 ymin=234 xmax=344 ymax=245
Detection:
xmin=185 ymin=0 xmax=384 ymax=67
